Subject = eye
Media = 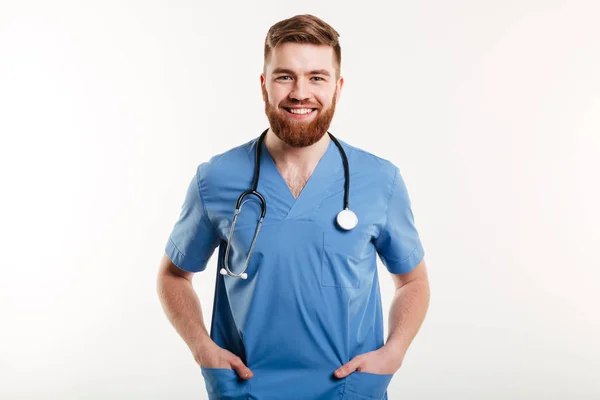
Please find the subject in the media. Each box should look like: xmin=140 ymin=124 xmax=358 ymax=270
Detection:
xmin=312 ymin=77 xmax=324 ymax=81
xmin=276 ymin=76 xmax=292 ymax=81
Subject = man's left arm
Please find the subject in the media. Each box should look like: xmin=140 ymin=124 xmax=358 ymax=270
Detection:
xmin=334 ymin=259 xmax=430 ymax=378
xmin=381 ymin=259 xmax=430 ymax=369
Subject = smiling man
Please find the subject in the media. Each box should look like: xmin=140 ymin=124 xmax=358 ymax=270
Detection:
xmin=262 ymin=44 xmax=338 ymax=150
xmin=157 ymin=14 xmax=430 ymax=400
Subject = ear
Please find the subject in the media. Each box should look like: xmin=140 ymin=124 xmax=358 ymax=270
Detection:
xmin=335 ymin=76 xmax=344 ymax=103
xmin=260 ymin=74 xmax=267 ymax=102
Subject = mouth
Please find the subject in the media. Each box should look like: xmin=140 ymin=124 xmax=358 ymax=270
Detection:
xmin=283 ymin=107 xmax=318 ymax=119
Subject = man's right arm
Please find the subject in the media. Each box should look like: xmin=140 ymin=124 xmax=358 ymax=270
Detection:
xmin=156 ymin=252 xmax=211 ymax=363
xmin=156 ymin=253 xmax=254 ymax=379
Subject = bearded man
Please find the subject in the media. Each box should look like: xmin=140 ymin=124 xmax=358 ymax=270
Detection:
xmin=157 ymin=14 xmax=430 ymax=400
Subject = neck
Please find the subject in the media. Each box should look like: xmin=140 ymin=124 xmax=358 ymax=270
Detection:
xmin=264 ymin=128 xmax=330 ymax=170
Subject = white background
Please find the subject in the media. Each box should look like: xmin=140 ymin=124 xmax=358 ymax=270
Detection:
xmin=1 ymin=1 xmax=599 ymax=399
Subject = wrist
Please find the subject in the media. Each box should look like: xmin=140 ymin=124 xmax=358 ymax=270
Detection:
xmin=191 ymin=337 xmax=214 ymax=364
xmin=380 ymin=341 xmax=406 ymax=366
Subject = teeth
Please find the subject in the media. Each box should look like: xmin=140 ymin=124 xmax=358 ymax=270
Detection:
xmin=288 ymin=108 xmax=313 ymax=115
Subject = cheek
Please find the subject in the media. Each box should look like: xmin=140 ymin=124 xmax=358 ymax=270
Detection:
xmin=316 ymin=98 xmax=331 ymax=109
xmin=316 ymin=89 xmax=336 ymax=107
xmin=267 ymin=87 xmax=287 ymax=105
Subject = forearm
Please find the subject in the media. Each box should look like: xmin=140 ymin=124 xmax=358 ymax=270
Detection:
xmin=384 ymin=278 xmax=430 ymax=358
xmin=157 ymin=272 xmax=211 ymax=362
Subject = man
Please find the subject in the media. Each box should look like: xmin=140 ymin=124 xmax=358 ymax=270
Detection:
xmin=157 ymin=14 xmax=430 ymax=400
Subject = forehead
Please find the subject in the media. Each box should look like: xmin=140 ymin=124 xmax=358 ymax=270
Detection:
xmin=267 ymin=42 xmax=335 ymax=74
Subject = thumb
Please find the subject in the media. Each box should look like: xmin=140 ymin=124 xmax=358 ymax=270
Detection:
xmin=334 ymin=356 xmax=362 ymax=379
xmin=231 ymin=358 xmax=254 ymax=380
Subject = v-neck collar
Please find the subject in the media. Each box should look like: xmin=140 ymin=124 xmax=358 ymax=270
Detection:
xmin=258 ymin=136 xmax=340 ymax=221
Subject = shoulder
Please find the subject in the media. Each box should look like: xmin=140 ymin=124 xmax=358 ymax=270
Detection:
xmin=195 ymin=138 xmax=256 ymax=185
xmin=335 ymin=136 xmax=399 ymax=190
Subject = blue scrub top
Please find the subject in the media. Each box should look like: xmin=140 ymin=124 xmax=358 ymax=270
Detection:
xmin=166 ymin=135 xmax=425 ymax=400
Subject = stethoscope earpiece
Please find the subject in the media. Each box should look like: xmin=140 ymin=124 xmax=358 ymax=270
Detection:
xmin=220 ymin=267 xmax=248 ymax=279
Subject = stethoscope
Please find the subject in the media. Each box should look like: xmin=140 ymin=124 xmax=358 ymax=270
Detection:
xmin=220 ymin=128 xmax=357 ymax=279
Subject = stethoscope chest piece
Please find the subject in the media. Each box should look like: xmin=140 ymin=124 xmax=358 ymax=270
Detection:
xmin=336 ymin=208 xmax=358 ymax=231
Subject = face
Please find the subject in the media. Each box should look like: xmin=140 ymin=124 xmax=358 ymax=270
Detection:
xmin=261 ymin=42 xmax=343 ymax=148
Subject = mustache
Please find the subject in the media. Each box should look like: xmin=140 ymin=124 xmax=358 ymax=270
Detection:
xmin=279 ymin=103 xmax=320 ymax=109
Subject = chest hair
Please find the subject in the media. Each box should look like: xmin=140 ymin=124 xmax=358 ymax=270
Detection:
xmin=280 ymin=166 xmax=311 ymax=199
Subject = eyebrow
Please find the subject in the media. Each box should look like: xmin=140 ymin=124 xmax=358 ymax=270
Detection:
xmin=272 ymin=68 xmax=331 ymax=77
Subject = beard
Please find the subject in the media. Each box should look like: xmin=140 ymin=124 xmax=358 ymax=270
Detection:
xmin=263 ymin=88 xmax=337 ymax=148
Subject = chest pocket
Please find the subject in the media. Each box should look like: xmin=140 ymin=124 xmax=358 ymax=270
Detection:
xmin=321 ymin=229 xmax=375 ymax=289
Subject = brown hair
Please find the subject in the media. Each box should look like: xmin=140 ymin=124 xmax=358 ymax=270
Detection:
xmin=264 ymin=14 xmax=341 ymax=78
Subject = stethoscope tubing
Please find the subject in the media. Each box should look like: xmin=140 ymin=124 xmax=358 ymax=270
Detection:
xmin=221 ymin=128 xmax=352 ymax=279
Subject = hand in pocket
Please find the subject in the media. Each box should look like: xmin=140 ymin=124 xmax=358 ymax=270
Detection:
xmin=334 ymin=347 xmax=403 ymax=378
xmin=195 ymin=341 xmax=254 ymax=380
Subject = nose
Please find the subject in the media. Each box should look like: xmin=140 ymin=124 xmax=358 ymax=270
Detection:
xmin=289 ymin=78 xmax=311 ymax=102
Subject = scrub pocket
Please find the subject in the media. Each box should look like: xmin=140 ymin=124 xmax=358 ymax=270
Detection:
xmin=343 ymin=371 xmax=394 ymax=400
xmin=200 ymin=367 xmax=249 ymax=400
xmin=322 ymin=231 xmax=372 ymax=289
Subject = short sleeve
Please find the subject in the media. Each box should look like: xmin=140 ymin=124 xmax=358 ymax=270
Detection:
xmin=165 ymin=166 xmax=220 ymax=273
xmin=374 ymin=167 xmax=425 ymax=274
